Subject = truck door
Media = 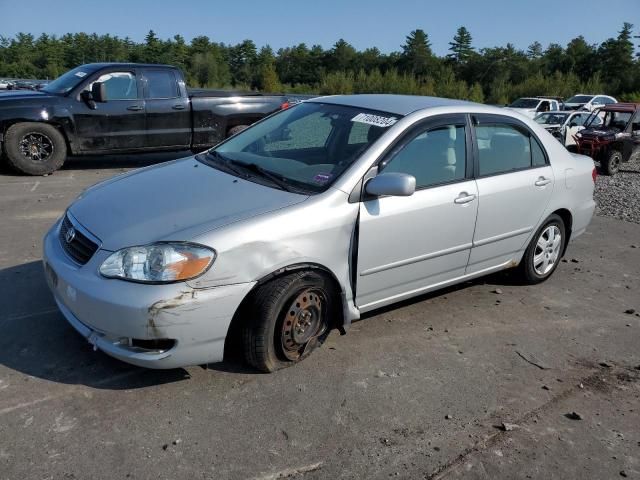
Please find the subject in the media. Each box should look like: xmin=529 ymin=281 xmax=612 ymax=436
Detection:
xmin=142 ymin=69 xmax=191 ymax=148
xmin=74 ymin=69 xmax=146 ymax=152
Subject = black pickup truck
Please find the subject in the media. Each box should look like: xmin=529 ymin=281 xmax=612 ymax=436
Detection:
xmin=0 ymin=63 xmax=308 ymax=175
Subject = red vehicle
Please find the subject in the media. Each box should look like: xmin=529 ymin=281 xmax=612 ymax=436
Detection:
xmin=574 ymin=103 xmax=640 ymax=175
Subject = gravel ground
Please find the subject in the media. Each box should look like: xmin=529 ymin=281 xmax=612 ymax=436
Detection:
xmin=595 ymin=155 xmax=640 ymax=224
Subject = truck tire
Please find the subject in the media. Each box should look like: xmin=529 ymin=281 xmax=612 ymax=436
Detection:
xmin=227 ymin=125 xmax=249 ymax=137
xmin=601 ymin=149 xmax=621 ymax=176
xmin=4 ymin=122 xmax=67 ymax=175
xmin=242 ymin=271 xmax=334 ymax=372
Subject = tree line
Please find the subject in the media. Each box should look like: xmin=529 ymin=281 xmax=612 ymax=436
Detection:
xmin=1 ymin=23 xmax=639 ymax=103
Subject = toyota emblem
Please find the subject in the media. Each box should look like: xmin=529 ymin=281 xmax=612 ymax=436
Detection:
xmin=65 ymin=227 xmax=76 ymax=244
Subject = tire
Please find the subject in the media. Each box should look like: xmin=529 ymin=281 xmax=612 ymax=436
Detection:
xmin=242 ymin=271 xmax=335 ymax=372
xmin=518 ymin=214 xmax=565 ymax=285
xmin=4 ymin=122 xmax=67 ymax=175
xmin=601 ymin=149 xmax=621 ymax=176
xmin=227 ymin=125 xmax=249 ymax=137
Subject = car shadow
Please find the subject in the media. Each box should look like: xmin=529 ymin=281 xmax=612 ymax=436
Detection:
xmin=0 ymin=260 xmax=192 ymax=389
xmin=358 ymin=268 xmax=523 ymax=321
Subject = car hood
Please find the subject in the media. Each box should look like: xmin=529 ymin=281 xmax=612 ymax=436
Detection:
xmin=579 ymin=127 xmax=619 ymax=137
xmin=69 ymin=157 xmax=309 ymax=251
xmin=0 ymin=89 xmax=54 ymax=102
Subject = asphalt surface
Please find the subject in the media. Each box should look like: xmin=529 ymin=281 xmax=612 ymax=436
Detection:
xmin=1 ymin=153 xmax=639 ymax=480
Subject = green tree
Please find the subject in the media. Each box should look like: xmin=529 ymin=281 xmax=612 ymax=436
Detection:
xmin=400 ymin=29 xmax=434 ymax=75
xmin=448 ymin=26 xmax=474 ymax=63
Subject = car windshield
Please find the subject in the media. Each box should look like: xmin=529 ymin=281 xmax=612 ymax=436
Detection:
xmin=42 ymin=66 xmax=96 ymax=94
xmin=535 ymin=113 xmax=568 ymax=125
xmin=566 ymin=95 xmax=593 ymax=104
xmin=509 ymin=98 xmax=539 ymax=108
xmin=586 ymin=110 xmax=632 ymax=131
xmin=205 ymin=102 xmax=399 ymax=193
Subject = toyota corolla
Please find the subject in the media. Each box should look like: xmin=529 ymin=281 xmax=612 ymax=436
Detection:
xmin=43 ymin=95 xmax=596 ymax=372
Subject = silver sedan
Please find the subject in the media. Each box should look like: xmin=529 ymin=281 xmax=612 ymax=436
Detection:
xmin=43 ymin=95 xmax=596 ymax=371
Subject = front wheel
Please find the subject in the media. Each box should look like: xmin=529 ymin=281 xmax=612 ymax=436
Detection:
xmin=518 ymin=214 xmax=565 ymax=284
xmin=4 ymin=122 xmax=67 ymax=175
xmin=601 ymin=149 xmax=621 ymax=176
xmin=242 ymin=271 xmax=335 ymax=372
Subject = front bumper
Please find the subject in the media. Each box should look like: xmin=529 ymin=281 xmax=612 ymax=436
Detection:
xmin=43 ymin=218 xmax=255 ymax=369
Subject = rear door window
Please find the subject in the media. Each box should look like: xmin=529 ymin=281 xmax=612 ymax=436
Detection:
xmin=475 ymin=122 xmax=546 ymax=176
xmin=144 ymin=70 xmax=179 ymax=99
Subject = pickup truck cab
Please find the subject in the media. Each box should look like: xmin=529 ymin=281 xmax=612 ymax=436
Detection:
xmin=563 ymin=94 xmax=617 ymax=112
xmin=0 ymin=63 xmax=301 ymax=175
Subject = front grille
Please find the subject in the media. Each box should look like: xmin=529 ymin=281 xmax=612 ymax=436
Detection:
xmin=59 ymin=214 xmax=99 ymax=265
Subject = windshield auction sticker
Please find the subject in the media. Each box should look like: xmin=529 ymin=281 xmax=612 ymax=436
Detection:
xmin=351 ymin=113 xmax=398 ymax=128
xmin=74 ymin=71 xmax=87 ymax=78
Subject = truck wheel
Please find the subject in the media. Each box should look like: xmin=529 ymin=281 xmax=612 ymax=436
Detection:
xmin=242 ymin=271 xmax=334 ymax=372
xmin=518 ymin=214 xmax=565 ymax=285
xmin=4 ymin=122 xmax=67 ymax=175
xmin=227 ymin=125 xmax=249 ymax=137
xmin=601 ymin=149 xmax=621 ymax=176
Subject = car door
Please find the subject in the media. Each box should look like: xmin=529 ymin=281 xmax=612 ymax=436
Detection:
xmin=355 ymin=115 xmax=478 ymax=311
xmin=467 ymin=114 xmax=554 ymax=275
xmin=142 ymin=68 xmax=191 ymax=148
xmin=73 ymin=69 xmax=146 ymax=151
xmin=565 ymin=112 xmax=588 ymax=146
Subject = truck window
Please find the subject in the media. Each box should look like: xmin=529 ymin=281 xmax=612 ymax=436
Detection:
xmin=144 ymin=70 xmax=179 ymax=99
xmin=86 ymin=72 xmax=138 ymax=100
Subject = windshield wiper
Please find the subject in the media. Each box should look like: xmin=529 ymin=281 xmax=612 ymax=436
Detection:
xmin=203 ymin=150 xmax=247 ymax=177
xmin=227 ymin=160 xmax=294 ymax=192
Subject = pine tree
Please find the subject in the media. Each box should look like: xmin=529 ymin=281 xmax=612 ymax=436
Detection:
xmin=448 ymin=27 xmax=474 ymax=63
xmin=527 ymin=41 xmax=543 ymax=59
xmin=401 ymin=29 xmax=433 ymax=75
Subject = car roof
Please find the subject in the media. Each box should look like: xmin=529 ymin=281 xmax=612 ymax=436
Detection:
xmin=537 ymin=111 xmax=570 ymax=115
xmin=601 ymin=102 xmax=640 ymax=113
xmin=308 ymin=94 xmax=479 ymax=116
xmin=81 ymin=62 xmax=177 ymax=70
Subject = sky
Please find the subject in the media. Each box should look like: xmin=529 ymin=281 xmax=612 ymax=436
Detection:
xmin=0 ymin=0 xmax=638 ymax=55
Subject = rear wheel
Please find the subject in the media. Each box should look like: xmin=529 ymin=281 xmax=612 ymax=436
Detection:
xmin=242 ymin=271 xmax=334 ymax=372
xmin=519 ymin=214 xmax=565 ymax=284
xmin=227 ymin=125 xmax=249 ymax=137
xmin=601 ymin=149 xmax=621 ymax=176
xmin=4 ymin=122 xmax=67 ymax=175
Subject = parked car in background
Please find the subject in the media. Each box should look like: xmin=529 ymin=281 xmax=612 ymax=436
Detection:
xmin=574 ymin=102 xmax=640 ymax=175
xmin=0 ymin=63 xmax=312 ymax=175
xmin=10 ymin=80 xmax=38 ymax=90
xmin=534 ymin=110 xmax=592 ymax=148
xmin=563 ymin=94 xmax=617 ymax=112
xmin=0 ymin=79 xmax=14 ymax=90
xmin=507 ymin=97 xmax=561 ymax=118
xmin=43 ymin=95 xmax=596 ymax=371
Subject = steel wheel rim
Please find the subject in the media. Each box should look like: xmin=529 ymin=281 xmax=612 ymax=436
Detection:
xmin=611 ymin=154 xmax=620 ymax=171
xmin=280 ymin=288 xmax=326 ymax=361
xmin=18 ymin=132 xmax=54 ymax=162
xmin=533 ymin=225 xmax=562 ymax=276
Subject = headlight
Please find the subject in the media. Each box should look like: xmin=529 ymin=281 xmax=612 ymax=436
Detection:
xmin=99 ymin=243 xmax=216 ymax=283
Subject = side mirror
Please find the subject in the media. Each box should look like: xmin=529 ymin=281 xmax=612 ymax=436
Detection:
xmin=365 ymin=172 xmax=416 ymax=197
xmin=91 ymin=82 xmax=107 ymax=103
xmin=569 ymin=122 xmax=578 ymax=128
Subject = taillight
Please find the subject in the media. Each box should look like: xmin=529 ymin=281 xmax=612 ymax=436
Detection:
xmin=592 ymin=167 xmax=597 ymax=183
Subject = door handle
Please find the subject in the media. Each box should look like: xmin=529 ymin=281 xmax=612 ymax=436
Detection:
xmin=454 ymin=192 xmax=477 ymax=204
xmin=172 ymin=104 xmax=186 ymax=110
xmin=126 ymin=105 xmax=143 ymax=111
xmin=535 ymin=177 xmax=552 ymax=187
